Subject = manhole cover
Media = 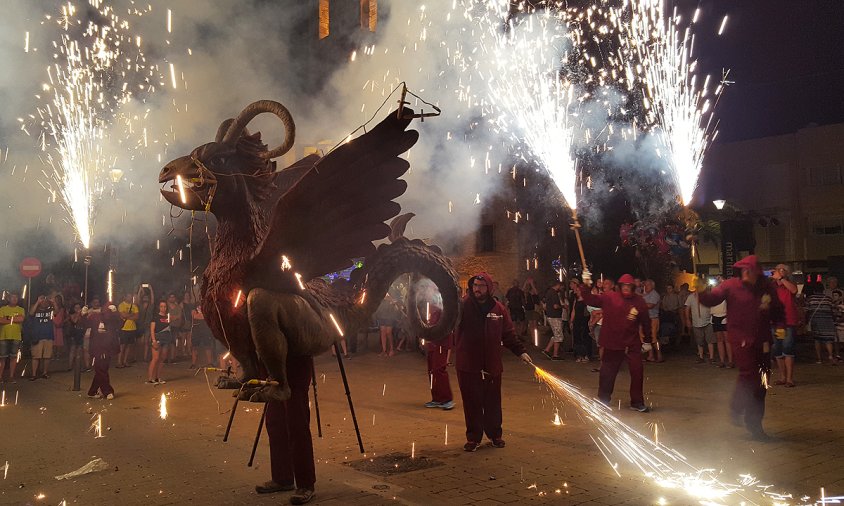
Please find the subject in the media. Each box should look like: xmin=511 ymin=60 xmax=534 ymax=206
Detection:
xmin=346 ymin=452 xmax=444 ymax=476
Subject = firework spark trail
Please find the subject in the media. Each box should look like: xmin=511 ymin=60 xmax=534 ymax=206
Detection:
xmin=30 ymin=1 xmax=165 ymax=248
xmin=532 ymin=366 xmax=804 ymax=504
xmin=610 ymin=0 xmax=725 ymax=205
xmin=480 ymin=6 xmax=581 ymax=209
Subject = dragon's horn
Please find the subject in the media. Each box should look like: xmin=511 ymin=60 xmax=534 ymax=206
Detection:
xmin=215 ymin=118 xmax=234 ymax=143
xmin=388 ymin=213 xmax=415 ymax=243
xmin=216 ymin=118 xmax=251 ymax=143
xmin=222 ymin=100 xmax=296 ymax=159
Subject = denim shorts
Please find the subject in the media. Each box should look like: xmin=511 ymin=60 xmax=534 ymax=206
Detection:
xmin=0 ymin=339 xmax=21 ymax=358
xmin=771 ymin=327 xmax=795 ymax=358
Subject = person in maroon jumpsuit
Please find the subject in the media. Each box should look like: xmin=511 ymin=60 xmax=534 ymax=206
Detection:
xmin=85 ymin=299 xmax=121 ymax=399
xmin=698 ymin=255 xmax=782 ymax=440
xmin=423 ymin=304 xmax=455 ymax=409
xmin=455 ymin=272 xmax=532 ymax=452
xmin=580 ymin=274 xmax=652 ymax=412
xmin=256 ymin=354 xmax=316 ymax=504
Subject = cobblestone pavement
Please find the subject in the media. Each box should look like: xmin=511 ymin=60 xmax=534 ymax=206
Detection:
xmin=2 ymin=339 xmax=843 ymax=505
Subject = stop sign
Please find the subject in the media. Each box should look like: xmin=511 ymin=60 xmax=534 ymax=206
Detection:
xmin=19 ymin=257 xmax=42 ymax=278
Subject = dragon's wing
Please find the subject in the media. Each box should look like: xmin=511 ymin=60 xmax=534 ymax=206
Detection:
xmin=244 ymin=110 xmax=418 ymax=290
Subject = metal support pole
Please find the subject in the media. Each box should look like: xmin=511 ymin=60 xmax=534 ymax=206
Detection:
xmin=223 ymin=392 xmax=241 ymax=442
xmin=248 ymin=402 xmax=267 ymax=467
xmin=333 ymin=342 xmax=364 ymax=453
xmin=312 ymin=366 xmax=322 ymax=438
xmin=72 ymin=350 xmax=81 ymax=391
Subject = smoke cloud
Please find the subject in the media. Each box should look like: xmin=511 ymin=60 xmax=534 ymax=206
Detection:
xmin=0 ymin=0 xmax=665 ymax=291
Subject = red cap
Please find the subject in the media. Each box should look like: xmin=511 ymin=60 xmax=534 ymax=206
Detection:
xmin=617 ymin=274 xmax=635 ymax=285
xmin=733 ymin=255 xmax=760 ymax=272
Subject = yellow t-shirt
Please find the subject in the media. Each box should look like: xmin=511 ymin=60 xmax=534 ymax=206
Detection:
xmin=118 ymin=302 xmax=140 ymax=331
xmin=0 ymin=305 xmax=26 ymax=341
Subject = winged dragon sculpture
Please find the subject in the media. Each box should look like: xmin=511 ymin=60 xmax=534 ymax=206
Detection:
xmin=158 ymin=100 xmax=459 ymax=401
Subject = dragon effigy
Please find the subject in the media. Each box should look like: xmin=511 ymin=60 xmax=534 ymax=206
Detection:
xmin=159 ymin=100 xmax=459 ymax=400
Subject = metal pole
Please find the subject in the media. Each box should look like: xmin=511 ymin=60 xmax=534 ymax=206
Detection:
xmin=72 ymin=349 xmax=81 ymax=391
xmin=333 ymin=342 xmax=364 ymax=453
xmin=26 ymin=279 xmax=32 ymax=311
xmin=84 ymin=262 xmax=90 ymax=304
xmin=311 ymin=366 xmax=322 ymax=438
xmin=248 ymin=402 xmax=267 ymax=467
xmin=223 ymin=392 xmax=241 ymax=442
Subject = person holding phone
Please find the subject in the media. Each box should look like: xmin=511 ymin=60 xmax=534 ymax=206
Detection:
xmin=147 ymin=300 xmax=172 ymax=385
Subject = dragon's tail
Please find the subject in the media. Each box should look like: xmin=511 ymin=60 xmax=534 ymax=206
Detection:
xmin=354 ymin=237 xmax=460 ymax=340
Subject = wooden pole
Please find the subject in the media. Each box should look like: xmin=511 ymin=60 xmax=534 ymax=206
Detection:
xmin=570 ymin=209 xmax=588 ymax=271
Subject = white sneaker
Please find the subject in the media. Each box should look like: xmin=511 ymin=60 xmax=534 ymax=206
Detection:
xmin=106 ymin=393 xmax=114 ymax=400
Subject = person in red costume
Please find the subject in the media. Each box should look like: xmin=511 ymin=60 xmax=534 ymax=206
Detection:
xmin=423 ymin=303 xmax=455 ymax=410
xmin=84 ymin=298 xmax=122 ymax=399
xmin=257 ymin=355 xmax=316 ymax=505
xmin=455 ymin=272 xmax=532 ymax=452
xmin=698 ymin=255 xmax=783 ymax=440
xmin=580 ymin=273 xmax=652 ymax=412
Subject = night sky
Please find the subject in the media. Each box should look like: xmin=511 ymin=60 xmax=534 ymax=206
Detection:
xmin=693 ymin=0 xmax=844 ymax=142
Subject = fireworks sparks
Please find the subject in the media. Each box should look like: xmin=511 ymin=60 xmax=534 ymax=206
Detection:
xmin=27 ymin=1 xmax=170 ymax=248
xmin=159 ymin=393 xmax=168 ymax=420
xmin=175 ymin=174 xmax=187 ymax=204
xmin=280 ymin=255 xmax=292 ymax=271
xmin=89 ymin=413 xmax=104 ymax=438
xmin=328 ymin=313 xmax=345 ymax=337
xmin=611 ymin=0 xmax=726 ymax=205
xmin=532 ymin=365 xmax=801 ymax=504
xmin=233 ymin=289 xmax=243 ymax=308
xmin=480 ymin=5 xmax=582 ymax=210
xmin=294 ymin=273 xmax=306 ymax=290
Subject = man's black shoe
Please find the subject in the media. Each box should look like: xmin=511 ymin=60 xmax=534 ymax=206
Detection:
xmin=491 ymin=438 xmax=506 ymax=448
xmin=256 ymin=481 xmax=295 ymax=494
xmin=629 ymin=404 xmax=650 ymax=413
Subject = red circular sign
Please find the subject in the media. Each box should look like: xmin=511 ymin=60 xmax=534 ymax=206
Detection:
xmin=19 ymin=257 xmax=42 ymax=278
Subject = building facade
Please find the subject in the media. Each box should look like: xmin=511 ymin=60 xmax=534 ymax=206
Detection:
xmin=698 ymin=122 xmax=844 ymax=277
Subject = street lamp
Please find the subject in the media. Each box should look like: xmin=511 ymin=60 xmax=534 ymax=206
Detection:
xmin=713 ymin=199 xmax=726 ymax=210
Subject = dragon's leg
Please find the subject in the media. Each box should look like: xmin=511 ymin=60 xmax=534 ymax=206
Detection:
xmin=246 ymin=288 xmax=292 ymax=401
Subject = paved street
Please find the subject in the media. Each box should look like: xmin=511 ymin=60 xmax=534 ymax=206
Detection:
xmin=2 ymin=339 xmax=843 ymax=505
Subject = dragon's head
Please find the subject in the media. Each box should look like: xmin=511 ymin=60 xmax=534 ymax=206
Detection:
xmin=159 ymin=100 xmax=295 ymax=216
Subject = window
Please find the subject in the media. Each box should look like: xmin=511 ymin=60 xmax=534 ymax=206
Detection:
xmin=812 ymin=218 xmax=844 ymax=236
xmin=478 ymin=225 xmax=495 ymax=252
xmin=808 ymin=165 xmax=842 ymax=186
